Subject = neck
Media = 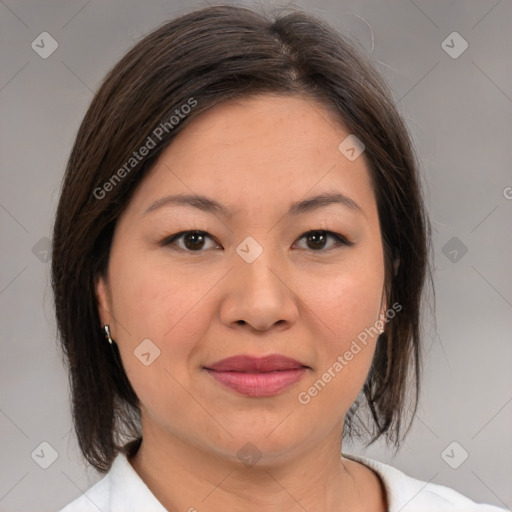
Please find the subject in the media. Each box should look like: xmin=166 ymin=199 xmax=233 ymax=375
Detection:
xmin=128 ymin=421 xmax=386 ymax=512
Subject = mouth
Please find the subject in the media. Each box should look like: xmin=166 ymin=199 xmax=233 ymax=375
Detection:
xmin=203 ymin=354 xmax=310 ymax=397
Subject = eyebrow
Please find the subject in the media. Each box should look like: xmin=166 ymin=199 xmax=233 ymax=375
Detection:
xmin=144 ymin=191 xmax=364 ymax=218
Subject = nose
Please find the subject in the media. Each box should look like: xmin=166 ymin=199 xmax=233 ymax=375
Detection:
xmin=219 ymin=247 xmax=299 ymax=333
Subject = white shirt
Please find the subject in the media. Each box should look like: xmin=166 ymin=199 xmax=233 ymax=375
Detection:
xmin=59 ymin=451 xmax=509 ymax=512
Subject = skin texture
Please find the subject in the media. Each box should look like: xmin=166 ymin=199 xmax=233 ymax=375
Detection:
xmin=96 ymin=94 xmax=389 ymax=511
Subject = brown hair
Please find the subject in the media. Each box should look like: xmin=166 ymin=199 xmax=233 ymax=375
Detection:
xmin=52 ymin=4 xmax=433 ymax=473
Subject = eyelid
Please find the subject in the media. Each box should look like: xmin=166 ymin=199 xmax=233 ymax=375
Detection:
xmin=295 ymin=230 xmax=354 ymax=250
xmin=160 ymin=229 xmax=353 ymax=252
xmin=160 ymin=230 xmax=220 ymax=251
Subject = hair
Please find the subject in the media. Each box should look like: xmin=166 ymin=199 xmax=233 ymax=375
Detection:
xmin=51 ymin=3 xmax=433 ymax=473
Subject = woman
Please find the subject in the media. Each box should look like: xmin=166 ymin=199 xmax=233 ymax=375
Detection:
xmin=52 ymin=5 xmax=507 ymax=511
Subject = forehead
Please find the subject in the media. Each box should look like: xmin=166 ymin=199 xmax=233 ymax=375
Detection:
xmin=123 ymin=94 xmax=377 ymax=221
xmin=167 ymin=93 xmax=352 ymax=161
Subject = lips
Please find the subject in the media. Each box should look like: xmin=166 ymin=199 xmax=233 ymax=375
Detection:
xmin=204 ymin=354 xmax=309 ymax=372
xmin=203 ymin=355 xmax=310 ymax=397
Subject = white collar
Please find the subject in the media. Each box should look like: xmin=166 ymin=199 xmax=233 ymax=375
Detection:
xmin=61 ymin=449 xmax=505 ymax=511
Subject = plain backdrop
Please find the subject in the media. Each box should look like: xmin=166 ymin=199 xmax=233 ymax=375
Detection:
xmin=0 ymin=0 xmax=511 ymax=510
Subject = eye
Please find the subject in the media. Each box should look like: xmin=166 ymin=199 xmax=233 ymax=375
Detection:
xmin=294 ymin=230 xmax=353 ymax=251
xmin=161 ymin=229 xmax=353 ymax=253
xmin=160 ymin=230 xmax=219 ymax=252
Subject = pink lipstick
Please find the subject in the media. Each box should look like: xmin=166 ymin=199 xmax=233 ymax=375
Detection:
xmin=204 ymin=355 xmax=309 ymax=397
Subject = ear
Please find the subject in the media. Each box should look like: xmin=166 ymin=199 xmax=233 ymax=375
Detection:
xmin=95 ymin=274 xmax=113 ymax=328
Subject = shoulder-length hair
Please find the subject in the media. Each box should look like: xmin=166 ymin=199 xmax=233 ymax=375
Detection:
xmin=52 ymin=4 xmax=433 ymax=473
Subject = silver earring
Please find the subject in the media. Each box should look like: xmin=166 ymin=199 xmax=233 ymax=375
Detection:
xmin=104 ymin=324 xmax=114 ymax=345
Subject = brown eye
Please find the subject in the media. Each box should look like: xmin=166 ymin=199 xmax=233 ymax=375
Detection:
xmin=161 ymin=229 xmax=352 ymax=253
xmin=161 ymin=230 xmax=218 ymax=252
xmin=182 ymin=231 xmax=207 ymax=250
xmin=295 ymin=230 xmax=353 ymax=251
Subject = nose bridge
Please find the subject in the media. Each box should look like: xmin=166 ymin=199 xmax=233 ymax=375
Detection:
xmin=234 ymin=234 xmax=283 ymax=294
xmin=220 ymin=234 xmax=298 ymax=330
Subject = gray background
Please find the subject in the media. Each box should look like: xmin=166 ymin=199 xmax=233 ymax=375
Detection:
xmin=1 ymin=0 xmax=511 ymax=510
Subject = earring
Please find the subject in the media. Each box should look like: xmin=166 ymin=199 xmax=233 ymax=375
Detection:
xmin=104 ymin=324 xmax=114 ymax=345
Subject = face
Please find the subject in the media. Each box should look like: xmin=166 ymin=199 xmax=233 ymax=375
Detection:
xmin=96 ymin=94 xmax=388 ymax=464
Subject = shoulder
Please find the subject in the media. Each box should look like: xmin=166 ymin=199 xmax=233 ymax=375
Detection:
xmin=58 ymin=452 xmax=167 ymax=512
xmin=344 ymin=452 xmax=509 ymax=512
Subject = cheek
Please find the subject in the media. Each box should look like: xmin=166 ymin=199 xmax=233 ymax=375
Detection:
xmin=107 ymin=252 xmax=220 ymax=390
xmin=293 ymin=257 xmax=384 ymax=410
xmin=300 ymin=259 xmax=384 ymax=347
xmin=110 ymin=251 xmax=215 ymax=339
xmin=108 ymin=255 xmax=209 ymax=422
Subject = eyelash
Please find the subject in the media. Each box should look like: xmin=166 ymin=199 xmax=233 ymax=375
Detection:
xmin=159 ymin=229 xmax=354 ymax=253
